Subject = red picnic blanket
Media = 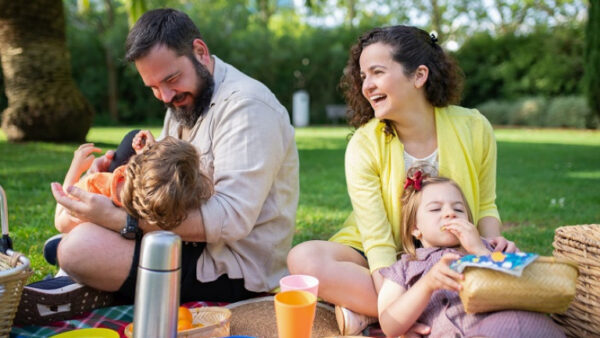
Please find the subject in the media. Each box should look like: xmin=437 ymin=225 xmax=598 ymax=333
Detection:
xmin=10 ymin=301 xmax=226 ymax=338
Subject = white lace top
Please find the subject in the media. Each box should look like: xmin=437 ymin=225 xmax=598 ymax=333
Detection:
xmin=404 ymin=149 xmax=439 ymax=173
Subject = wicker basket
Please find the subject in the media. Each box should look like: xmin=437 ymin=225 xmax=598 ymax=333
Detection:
xmin=124 ymin=307 xmax=232 ymax=337
xmin=0 ymin=185 xmax=33 ymax=336
xmin=552 ymin=224 xmax=600 ymax=337
xmin=459 ymin=256 xmax=578 ymax=314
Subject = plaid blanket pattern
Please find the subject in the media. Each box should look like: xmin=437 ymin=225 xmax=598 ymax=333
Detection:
xmin=10 ymin=301 xmax=224 ymax=338
xmin=11 ymin=300 xmax=384 ymax=337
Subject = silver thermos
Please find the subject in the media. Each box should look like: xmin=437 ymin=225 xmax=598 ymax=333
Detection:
xmin=133 ymin=231 xmax=182 ymax=338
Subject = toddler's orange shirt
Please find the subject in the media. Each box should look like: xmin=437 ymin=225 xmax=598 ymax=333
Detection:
xmin=74 ymin=165 xmax=127 ymax=207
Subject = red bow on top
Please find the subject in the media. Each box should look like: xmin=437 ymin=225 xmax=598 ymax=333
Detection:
xmin=404 ymin=170 xmax=423 ymax=191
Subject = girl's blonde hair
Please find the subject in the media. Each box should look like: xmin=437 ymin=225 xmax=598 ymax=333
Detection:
xmin=400 ymin=165 xmax=473 ymax=257
xmin=121 ymin=136 xmax=213 ymax=230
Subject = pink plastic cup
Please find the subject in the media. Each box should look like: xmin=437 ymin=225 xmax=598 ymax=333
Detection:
xmin=279 ymin=274 xmax=319 ymax=297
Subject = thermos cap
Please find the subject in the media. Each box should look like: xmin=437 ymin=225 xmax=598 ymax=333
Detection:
xmin=139 ymin=231 xmax=182 ymax=271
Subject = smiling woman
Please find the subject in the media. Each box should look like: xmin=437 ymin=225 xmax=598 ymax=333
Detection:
xmin=287 ymin=25 xmax=515 ymax=335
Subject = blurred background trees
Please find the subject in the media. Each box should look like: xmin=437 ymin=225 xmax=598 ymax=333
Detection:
xmin=0 ymin=0 xmax=596 ymax=141
xmin=584 ymin=0 xmax=599 ymax=126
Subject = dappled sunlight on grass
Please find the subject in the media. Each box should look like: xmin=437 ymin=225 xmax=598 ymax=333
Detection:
xmin=0 ymin=126 xmax=598 ymax=282
xmin=495 ymin=128 xmax=600 ymax=146
xmin=295 ymin=127 xmax=351 ymax=149
xmin=86 ymin=126 xmax=162 ymax=145
xmin=566 ymin=171 xmax=600 ymax=179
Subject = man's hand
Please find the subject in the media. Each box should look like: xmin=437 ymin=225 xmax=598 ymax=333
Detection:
xmin=51 ymin=182 xmax=124 ymax=232
xmin=87 ymin=150 xmax=115 ymax=174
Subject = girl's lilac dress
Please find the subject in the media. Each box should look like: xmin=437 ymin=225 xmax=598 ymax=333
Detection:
xmin=379 ymin=246 xmax=566 ymax=338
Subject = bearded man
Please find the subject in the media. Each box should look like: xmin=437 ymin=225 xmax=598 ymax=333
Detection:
xmin=20 ymin=8 xmax=299 ymax=324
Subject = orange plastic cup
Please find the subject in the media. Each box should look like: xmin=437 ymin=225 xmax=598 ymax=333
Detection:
xmin=274 ymin=290 xmax=317 ymax=338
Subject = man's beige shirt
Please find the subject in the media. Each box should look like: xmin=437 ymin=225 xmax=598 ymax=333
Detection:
xmin=160 ymin=56 xmax=299 ymax=292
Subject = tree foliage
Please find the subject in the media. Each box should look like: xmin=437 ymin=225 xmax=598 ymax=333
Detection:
xmin=0 ymin=0 xmax=590 ymax=128
xmin=456 ymin=25 xmax=584 ymax=107
xmin=584 ymin=0 xmax=600 ymax=123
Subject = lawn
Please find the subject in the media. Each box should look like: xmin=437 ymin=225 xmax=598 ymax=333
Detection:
xmin=1 ymin=126 xmax=599 ymax=282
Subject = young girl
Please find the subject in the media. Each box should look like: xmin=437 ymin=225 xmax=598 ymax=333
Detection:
xmin=54 ymin=131 xmax=213 ymax=233
xmin=377 ymin=167 xmax=565 ymax=337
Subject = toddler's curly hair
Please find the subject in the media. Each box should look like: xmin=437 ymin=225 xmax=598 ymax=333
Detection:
xmin=121 ymin=136 xmax=213 ymax=230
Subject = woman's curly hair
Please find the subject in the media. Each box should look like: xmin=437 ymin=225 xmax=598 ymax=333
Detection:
xmin=340 ymin=25 xmax=464 ymax=135
xmin=121 ymin=136 xmax=213 ymax=230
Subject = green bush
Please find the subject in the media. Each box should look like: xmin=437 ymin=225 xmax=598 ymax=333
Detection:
xmin=456 ymin=25 xmax=584 ymax=107
xmin=475 ymin=100 xmax=514 ymax=125
xmin=509 ymin=97 xmax=548 ymax=126
xmin=477 ymin=96 xmax=598 ymax=129
xmin=2 ymin=3 xmax=586 ymax=126
xmin=546 ymin=96 xmax=596 ymax=128
xmin=585 ymin=0 xmax=600 ymax=124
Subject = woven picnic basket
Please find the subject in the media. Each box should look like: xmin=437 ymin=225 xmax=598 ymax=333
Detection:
xmin=0 ymin=185 xmax=33 ymax=336
xmin=552 ymin=224 xmax=600 ymax=337
xmin=124 ymin=307 xmax=232 ymax=337
xmin=459 ymin=255 xmax=578 ymax=314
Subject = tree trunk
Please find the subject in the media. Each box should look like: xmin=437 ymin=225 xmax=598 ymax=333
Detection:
xmin=105 ymin=46 xmax=119 ymax=122
xmin=0 ymin=0 xmax=94 ymax=142
xmin=430 ymin=0 xmax=443 ymax=43
xmin=101 ymin=0 xmax=119 ymax=122
xmin=346 ymin=0 xmax=356 ymax=26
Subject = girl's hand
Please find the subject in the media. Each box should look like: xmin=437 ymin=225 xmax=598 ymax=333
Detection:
xmin=422 ymin=253 xmax=463 ymax=293
xmin=132 ymin=130 xmax=155 ymax=154
xmin=442 ymin=218 xmax=490 ymax=256
xmin=71 ymin=143 xmax=102 ymax=176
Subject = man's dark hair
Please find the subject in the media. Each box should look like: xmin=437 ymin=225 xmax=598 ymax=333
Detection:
xmin=125 ymin=8 xmax=203 ymax=62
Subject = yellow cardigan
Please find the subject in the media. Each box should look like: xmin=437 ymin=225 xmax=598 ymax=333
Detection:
xmin=330 ymin=105 xmax=500 ymax=272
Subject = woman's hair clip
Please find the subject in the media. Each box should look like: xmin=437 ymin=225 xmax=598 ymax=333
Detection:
xmin=404 ymin=169 xmax=424 ymax=191
xmin=430 ymin=32 xmax=438 ymax=44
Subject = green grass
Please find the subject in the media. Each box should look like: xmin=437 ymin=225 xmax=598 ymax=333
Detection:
xmin=1 ymin=127 xmax=599 ymax=282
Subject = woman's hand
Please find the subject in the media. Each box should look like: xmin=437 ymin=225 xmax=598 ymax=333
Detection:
xmin=422 ymin=253 xmax=463 ymax=293
xmin=477 ymin=217 xmax=517 ymax=252
xmin=443 ymin=218 xmax=490 ymax=256
xmin=488 ymin=236 xmax=518 ymax=253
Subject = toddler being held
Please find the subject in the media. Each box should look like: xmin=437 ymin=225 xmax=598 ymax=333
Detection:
xmin=53 ymin=131 xmax=212 ymax=233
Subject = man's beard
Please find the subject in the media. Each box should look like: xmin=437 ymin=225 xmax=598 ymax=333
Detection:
xmin=166 ymin=57 xmax=215 ymax=129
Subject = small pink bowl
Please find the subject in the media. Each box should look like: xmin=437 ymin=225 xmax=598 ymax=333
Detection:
xmin=279 ymin=274 xmax=319 ymax=297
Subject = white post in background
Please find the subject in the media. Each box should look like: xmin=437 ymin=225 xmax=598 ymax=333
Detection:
xmin=293 ymin=90 xmax=309 ymax=127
